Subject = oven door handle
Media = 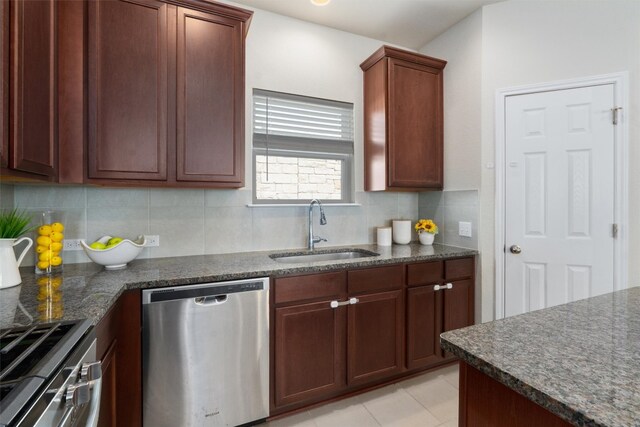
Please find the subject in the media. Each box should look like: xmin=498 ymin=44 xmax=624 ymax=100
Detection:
xmin=84 ymin=361 xmax=103 ymax=427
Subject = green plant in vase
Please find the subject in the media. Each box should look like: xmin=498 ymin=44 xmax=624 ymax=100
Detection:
xmin=0 ymin=209 xmax=36 ymax=238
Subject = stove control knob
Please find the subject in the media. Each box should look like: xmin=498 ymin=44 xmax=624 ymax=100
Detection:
xmin=57 ymin=383 xmax=90 ymax=427
xmin=81 ymin=361 xmax=102 ymax=382
xmin=66 ymin=382 xmax=90 ymax=407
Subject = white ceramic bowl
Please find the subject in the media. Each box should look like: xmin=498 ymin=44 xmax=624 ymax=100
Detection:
xmin=81 ymin=235 xmax=146 ymax=270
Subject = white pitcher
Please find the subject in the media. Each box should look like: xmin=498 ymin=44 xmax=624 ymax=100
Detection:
xmin=0 ymin=237 xmax=33 ymax=289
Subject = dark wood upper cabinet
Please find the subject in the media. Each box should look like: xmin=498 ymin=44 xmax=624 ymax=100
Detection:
xmin=7 ymin=0 xmax=57 ymax=179
xmin=86 ymin=0 xmax=251 ymax=187
xmin=176 ymin=7 xmax=244 ymax=184
xmin=361 ymin=46 xmax=446 ymax=191
xmin=88 ymin=0 xmax=168 ymax=181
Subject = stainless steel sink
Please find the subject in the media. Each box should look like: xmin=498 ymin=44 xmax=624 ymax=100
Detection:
xmin=270 ymin=249 xmax=379 ymax=264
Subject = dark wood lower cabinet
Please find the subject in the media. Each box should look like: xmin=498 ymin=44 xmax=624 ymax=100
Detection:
xmin=348 ymin=290 xmax=403 ymax=386
xmin=460 ymin=362 xmax=572 ymax=427
xmin=97 ymin=341 xmax=116 ymax=427
xmin=406 ymin=285 xmax=441 ymax=369
xmin=274 ymin=300 xmax=346 ymax=408
xmin=95 ymin=290 xmax=141 ymax=427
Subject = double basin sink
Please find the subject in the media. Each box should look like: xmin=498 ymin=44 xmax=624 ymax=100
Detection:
xmin=270 ymin=249 xmax=379 ymax=264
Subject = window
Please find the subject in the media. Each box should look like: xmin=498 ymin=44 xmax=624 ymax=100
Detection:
xmin=252 ymin=89 xmax=354 ymax=204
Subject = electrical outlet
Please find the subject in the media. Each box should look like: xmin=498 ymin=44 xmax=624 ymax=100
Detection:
xmin=144 ymin=235 xmax=160 ymax=247
xmin=63 ymin=239 xmax=84 ymax=251
xmin=458 ymin=221 xmax=472 ymax=238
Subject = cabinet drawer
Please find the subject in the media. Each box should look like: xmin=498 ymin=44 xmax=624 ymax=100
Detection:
xmin=275 ymin=272 xmax=347 ymax=305
xmin=407 ymin=261 xmax=443 ymax=287
xmin=445 ymin=258 xmax=474 ymax=281
xmin=348 ymin=265 xmax=403 ymax=294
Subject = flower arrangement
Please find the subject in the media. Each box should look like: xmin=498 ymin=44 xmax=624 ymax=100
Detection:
xmin=415 ymin=219 xmax=438 ymax=234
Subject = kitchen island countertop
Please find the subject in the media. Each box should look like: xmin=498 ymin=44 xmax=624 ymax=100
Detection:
xmin=2 ymin=243 xmax=476 ymax=328
xmin=441 ymin=287 xmax=640 ymax=427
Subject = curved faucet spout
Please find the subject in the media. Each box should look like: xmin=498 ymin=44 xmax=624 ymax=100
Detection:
xmin=308 ymin=199 xmax=327 ymax=250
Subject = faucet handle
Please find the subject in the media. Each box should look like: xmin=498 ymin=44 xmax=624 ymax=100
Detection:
xmin=313 ymin=236 xmax=327 ymax=244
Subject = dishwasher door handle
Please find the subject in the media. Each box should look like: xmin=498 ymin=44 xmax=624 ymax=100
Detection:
xmin=194 ymin=295 xmax=228 ymax=305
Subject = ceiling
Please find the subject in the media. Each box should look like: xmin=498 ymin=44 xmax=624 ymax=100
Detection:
xmin=231 ymin=0 xmax=502 ymax=50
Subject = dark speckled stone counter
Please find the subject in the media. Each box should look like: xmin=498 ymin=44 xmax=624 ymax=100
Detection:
xmin=441 ymin=287 xmax=640 ymax=427
xmin=1 ymin=243 xmax=475 ymax=328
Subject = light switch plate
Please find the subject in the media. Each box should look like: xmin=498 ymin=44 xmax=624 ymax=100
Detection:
xmin=458 ymin=221 xmax=472 ymax=237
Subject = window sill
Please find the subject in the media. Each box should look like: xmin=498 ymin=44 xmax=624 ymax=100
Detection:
xmin=246 ymin=203 xmax=362 ymax=208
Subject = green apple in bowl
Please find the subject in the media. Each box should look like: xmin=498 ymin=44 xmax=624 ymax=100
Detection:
xmin=90 ymin=242 xmax=107 ymax=250
xmin=107 ymin=237 xmax=123 ymax=246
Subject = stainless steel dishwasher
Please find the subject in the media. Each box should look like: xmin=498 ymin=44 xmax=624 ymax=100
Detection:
xmin=142 ymin=277 xmax=269 ymax=427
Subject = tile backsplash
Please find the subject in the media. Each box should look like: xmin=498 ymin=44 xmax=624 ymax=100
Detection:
xmin=419 ymin=190 xmax=478 ymax=249
xmin=1 ymin=184 xmax=478 ymax=265
xmin=6 ymin=185 xmax=420 ymax=265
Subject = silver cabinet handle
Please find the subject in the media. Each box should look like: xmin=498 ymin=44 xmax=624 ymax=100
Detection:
xmin=330 ymin=297 xmax=360 ymax=309
xmin=510 ymin=245 xmax=522 ymax=254
xmin=434 ymin=283 xmax=453 ymax=291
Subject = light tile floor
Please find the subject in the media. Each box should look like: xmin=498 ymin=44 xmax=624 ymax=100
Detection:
xmin=267 ymin=364 xmax=459 ymax=427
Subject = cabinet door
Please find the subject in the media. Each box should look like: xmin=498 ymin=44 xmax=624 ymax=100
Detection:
xmin=175 ymin=7 xmax=244 ymax=185
xmin=87 ymin=0 xmax=167 ymax=181
xmin=442 ymin=278 xmax=474 ymax=358
xmin=348 ymin=290 xmax=403 ymax=386
xmin=98 ymin=341 xmax=117 ymax=427
xmin=274 ymin=300 xmax=346 ymax=408
xmin=9 ymin=0 xmax=57 ymax=178
xmin=387 ymin=58 xmax=443 ymax=189
xmin=406 ymin=285 xmax=442 ymax=369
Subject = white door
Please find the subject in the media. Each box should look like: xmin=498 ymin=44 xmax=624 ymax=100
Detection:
xmin=504 ymin=84 xmax=615 ymax=317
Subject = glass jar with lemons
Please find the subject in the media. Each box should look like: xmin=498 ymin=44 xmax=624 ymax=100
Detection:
xmin=34 ymin=210 xmax=65 ymax=275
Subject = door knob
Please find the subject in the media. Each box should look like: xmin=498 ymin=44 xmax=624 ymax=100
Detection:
xmin=510 ymin=245 xmax=522 ymax=254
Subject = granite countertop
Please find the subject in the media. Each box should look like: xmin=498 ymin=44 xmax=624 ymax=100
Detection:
xmin=441 ymin=287 xmax=640 ymax=427
xmin=1 ymin=243 xmax=475 ymax=329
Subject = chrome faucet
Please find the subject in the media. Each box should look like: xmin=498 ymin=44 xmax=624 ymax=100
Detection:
xmin=308 ymin=199 xmax=327 ymax=250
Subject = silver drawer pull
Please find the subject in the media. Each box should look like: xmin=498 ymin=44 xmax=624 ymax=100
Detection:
xmin=330 ymin=297 xmax=359 ymax=309
xmin=434 ymin=283 xmax=453 ymax=291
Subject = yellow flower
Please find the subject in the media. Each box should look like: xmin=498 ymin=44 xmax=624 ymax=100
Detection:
xmin=414 ymin=219 xmax=438 ymax=234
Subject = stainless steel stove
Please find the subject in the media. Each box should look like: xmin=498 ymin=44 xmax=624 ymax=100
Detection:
xmin=0 ymin=320 xmax=102 ymax=427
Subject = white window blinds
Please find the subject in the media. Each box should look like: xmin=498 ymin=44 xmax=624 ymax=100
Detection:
xmin=253 ymin=89 xmax=354 ymax=154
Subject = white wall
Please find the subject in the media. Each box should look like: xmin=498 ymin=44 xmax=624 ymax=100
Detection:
xmin=422 ymin=0 xmax=640 ymax=322
xmin=419 ymin=10 xmax=482 ymax=191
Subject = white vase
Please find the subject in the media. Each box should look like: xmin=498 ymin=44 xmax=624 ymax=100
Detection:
xmin=392 ymin=220 xmax=411 ymax=244
xmin=418 ymin=232 xmax=435 ymax=245
xmin=0 ymin=237 xmax=33 ymax=289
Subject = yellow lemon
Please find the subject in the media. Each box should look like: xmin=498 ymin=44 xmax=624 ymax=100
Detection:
xmin=50 ymin=256 xmax=62 ymax=266
xmin=39 ymin=251 xmax=53 ymax=262
xmin=37 ymin=276 xmax=49 ymax=286
xmin=50 ymin=232 xmax=64 ymax=242
xmin=37 ymin=236 xmax=51 ymax=247
xmin=50 ymin=242 xmax=63 ymax=252
xmin=51 ymin=222 xmax=64 ymax=232
xmin=38 ymin=225 xmax=52 ymax=236
xmin=37 ymin=261 xmax=50 ymax=270
xmin=36 ymin=245 xmax=48 ymax=254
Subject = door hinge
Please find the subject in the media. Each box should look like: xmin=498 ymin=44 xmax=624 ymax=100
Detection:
xmin=612 ymin=223 xmax=618 ymax=238
xmin=612 ymin=107 xmax=623 ymax=125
